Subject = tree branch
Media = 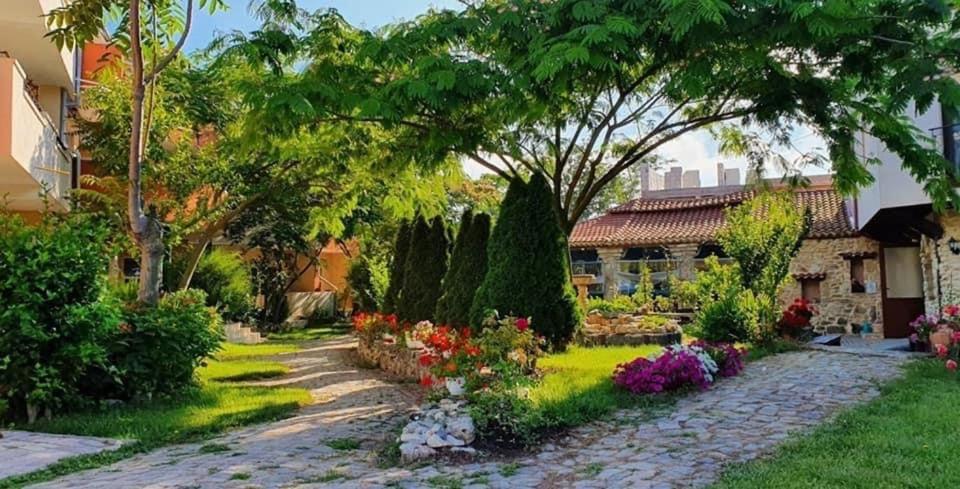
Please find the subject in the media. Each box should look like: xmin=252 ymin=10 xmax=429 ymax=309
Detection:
xmin=145 ymin=0 xmax=194 ymax=84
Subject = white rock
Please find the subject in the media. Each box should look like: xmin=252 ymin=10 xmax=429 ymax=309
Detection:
xmin=426 ymin=433 xmax=451 ymax=448
xmin=446 ymin=416 xmax=476 ymax=444
xmin=399 ymin=442 xmax=436 ymax=463
xmin=445 ymin=435 xmax=466 ymax=447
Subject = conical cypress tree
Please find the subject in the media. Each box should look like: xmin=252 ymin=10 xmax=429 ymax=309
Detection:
xmin=381 ymin=220 xmax=412 ymax=314
xmin=398 ymin=215 xmax=449 ymax=322
xmin=470 ymin=173 xmax=582 ymax=348
xmin=436 ymin=211 xmax=490 ymax=326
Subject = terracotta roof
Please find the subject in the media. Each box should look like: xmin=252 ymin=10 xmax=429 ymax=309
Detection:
xmin=571 ymin=187 xmax=857 ymax=248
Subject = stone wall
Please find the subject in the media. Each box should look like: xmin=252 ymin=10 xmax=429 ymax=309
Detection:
xmin=780 ymin=237 xmax=882 ymax=335
xmin=920 ymin=212 xmax=960 ymax=314
xmin=356 ymin=339 xmax=431 ymax=381
xmin=580 ymin=313 xmax=682 ymax=346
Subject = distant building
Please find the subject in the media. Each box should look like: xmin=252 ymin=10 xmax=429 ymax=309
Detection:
xmin=638 ymin=163 xmax=665 ymax=193
xmin=682 ymin=170 xmax=701 ymax=189
xmin=664 ymin=166 xmax=683 ymax=189
xmin=717 ymin=163 xmax=741 ymax=186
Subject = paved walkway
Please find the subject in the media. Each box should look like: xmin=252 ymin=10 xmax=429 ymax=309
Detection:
xmin=34 ymin=347 xmax=906 ymax=489
xmin=0 ymin=431 xmax=124 ymax=480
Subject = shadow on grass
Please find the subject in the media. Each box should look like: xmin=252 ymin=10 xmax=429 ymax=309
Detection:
xmin=1 ymin=384 xmax=309 ymax=489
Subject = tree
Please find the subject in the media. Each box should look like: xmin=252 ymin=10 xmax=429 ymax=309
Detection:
xmin=471 ymin=173 xmax=581 ymax=348
xmin=280 ymin=0 xmax=960 ymax=234
xmin=48 ymin=0 xmax=227 ymax=304
xmin=382 ymin=221 xmax=412 ymax=314
xmin=718 ymin=191 xmax=810 ymax=338
xmin=398 ymin=216 xmax=450 ymax=322
xmin=436 ymin=211 xmax=491 ymax=326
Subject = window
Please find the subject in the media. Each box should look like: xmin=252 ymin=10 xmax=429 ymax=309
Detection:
xmin=694 ymin=243 xmax=733 ymax=271
xmin=850 ymin=258 xmax=866 ymax=293
xmin=801 ymin=279 xmax=821 ymax=303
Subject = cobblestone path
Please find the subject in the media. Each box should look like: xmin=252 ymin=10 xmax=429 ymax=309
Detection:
xmin=36 ymin=349 xmax=905 ymax=489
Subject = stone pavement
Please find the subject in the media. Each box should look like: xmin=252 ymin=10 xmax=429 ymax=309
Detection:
xmin=0 ymin=431 xmax=125 ymax=480
xmin=34 ymin=348 xmax=906 ymax=489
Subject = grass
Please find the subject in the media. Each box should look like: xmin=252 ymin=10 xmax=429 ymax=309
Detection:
xmin=712 ymin=359 xmax=960 ymax=489
xmin=529 ymin=345 xmax=668 ymax=429
xmin=268 ymin=322 xmax=350 ymax=343
xmin=0 ymin=331 xmax=325 ymax=489
xmin=326 ymin=437 xmax=361 ymax=451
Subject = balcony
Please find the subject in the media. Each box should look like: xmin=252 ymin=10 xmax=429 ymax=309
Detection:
xmin=0 ymin=57 xmax=73 ymax=211
xmin=0 ymin=0 xmax=77 ymax=92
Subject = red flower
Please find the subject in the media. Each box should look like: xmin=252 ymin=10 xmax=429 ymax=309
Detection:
xmin=516 ymin=317 xmax=529 ymax=331
xmin=419 ymin=375 xmax=434 ymax=387
xmin=935 ymin=343 xmax=949 ymax=358
xmin=947 ymin=359 xmax=958 ymax=372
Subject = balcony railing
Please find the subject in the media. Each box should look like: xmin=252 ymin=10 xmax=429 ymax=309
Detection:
xmin=0 ymin=58 xmax=73 ymax=210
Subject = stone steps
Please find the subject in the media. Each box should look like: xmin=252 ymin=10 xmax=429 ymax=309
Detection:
xmin=224 ymin=322 xmax=265 ymax=344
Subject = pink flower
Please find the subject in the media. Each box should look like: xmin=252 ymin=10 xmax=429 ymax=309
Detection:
xmin=947 ymin=360 xmax=958 ymax=372
xmin=910 ymin=333 xmax=919 ymax=342
xmin=945 ymin=304 xmax=960 ymax=317
xmin=952 ymin=331 xmax=960 ymax=344
xmin=516 ymin=317 xmax=529 ymax=331
xmin=935 ymin=344 xmax=949 ymax=358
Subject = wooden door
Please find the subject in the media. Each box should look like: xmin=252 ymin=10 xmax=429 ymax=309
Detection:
xmin=880 ymin=245 xmax=925 ymax=338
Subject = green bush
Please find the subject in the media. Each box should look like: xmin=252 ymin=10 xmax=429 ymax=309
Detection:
xmin=347 ymin=256 xmax=381 ymax=312
xmin=468 ymin=387 xmax=544 ymax=448
xmin=471 ymin=174 xmax=581 ymax=348
xmin=718 ymin=192 xmax=809 ymax=340
xmin=0 ymin=212 xmax=116 ymax=418
xmin=585 ymin=295 xmax=638 ymax=314
xmin=0 ymin=398 xmax=7 ymax=420
xmin=382 ymin=221 xmax=412 ymax=314
xmin=690 ymin=257 xmax=760 ymax=342
xmin=191 ymin=249 xmax=254 ymax=322
xmin=107 ymin=289 xmax=223 ymax=400
xmin=435 ymin=211 xmax=490 ymax=326
xmin=398 ymin=216 xmax=449 ymax=322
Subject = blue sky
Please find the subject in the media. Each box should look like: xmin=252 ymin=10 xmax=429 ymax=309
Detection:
xmin=187 ymin=0 xmax=462 ymax=51
xmin=187 ymin=1 xmax=825 ymax=185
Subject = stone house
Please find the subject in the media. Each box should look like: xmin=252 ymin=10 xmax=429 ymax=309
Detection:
xmin=570 ymin=178 xmax=885 ymax=336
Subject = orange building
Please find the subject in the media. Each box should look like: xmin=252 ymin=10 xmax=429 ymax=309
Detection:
xmin=0 ymin=1 xmax=85 ymax=222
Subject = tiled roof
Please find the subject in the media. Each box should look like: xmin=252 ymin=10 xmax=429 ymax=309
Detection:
xmin=571 ymin=187 xmax=857 ymax=248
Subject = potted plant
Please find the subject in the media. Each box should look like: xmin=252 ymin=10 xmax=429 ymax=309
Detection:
xmin=909 ymin=314 xmax=941 ymax=352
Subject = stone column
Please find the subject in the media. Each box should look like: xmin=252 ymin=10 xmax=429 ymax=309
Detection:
xmin=666 ymin=243 xmax=699 ymax=281
xmin=597 ymin=248 xmax=624 ymax=299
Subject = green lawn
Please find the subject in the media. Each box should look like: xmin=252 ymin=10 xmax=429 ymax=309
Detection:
xmin=530 ymin=345 xmax=667 ymax=429
xmin=712 ymin=359 xmax=960 ymax=488
xmin=1 ymin=332 xmax=322 ymax=489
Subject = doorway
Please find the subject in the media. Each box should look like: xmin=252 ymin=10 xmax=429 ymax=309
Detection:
xmin=880 ymin=245 xmax=925 ymax=338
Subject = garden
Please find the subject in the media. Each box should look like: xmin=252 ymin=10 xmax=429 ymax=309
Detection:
xmin=349 ymin=183 xmax=810 ymax=461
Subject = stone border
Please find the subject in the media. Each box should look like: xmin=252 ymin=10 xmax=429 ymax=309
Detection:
xmin=580 ymin=313 xmax=683 ymax=346
xmin=356 ymin=337 xmax=431 ymax=381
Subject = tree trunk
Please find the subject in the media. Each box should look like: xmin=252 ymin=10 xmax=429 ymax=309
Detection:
xmin=136 ymin=217 xmax=165 ymax=305
xmin=177 ymin=238 xmax=209 ymax=290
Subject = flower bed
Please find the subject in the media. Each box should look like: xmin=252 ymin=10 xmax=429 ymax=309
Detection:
xmin=613 ymin=341 xmax=746 ymax=394
xmin=581 ymin=313 xmax=682 ymax=346
xmin=353 ymin=313 xmax=432 ymax=381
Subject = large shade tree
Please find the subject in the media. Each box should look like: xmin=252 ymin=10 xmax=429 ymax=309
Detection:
xmin=48 ymin=0 xmax=228 ymax=304
xmin=274 ymin=0 xmax=960 ymax=233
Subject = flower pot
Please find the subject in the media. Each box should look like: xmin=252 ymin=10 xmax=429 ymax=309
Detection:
xmin=445 ymin=377 xmax=466 ymax=396
xmin=931 ymin=329 xmax=954 ymax=350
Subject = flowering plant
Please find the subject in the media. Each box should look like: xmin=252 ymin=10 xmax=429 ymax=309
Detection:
xmin=934 ymin=326 xmax=960 ymax=373
xmin=417 ymin=325 xmax=481 ymax=379
xmin=779 ymin=298 xmax=816 ymax=330
xmin=352 ymin=312 xmax=400 ymax=344
xmin=689 ymin=340 xmax=748 ymax=378
xmin=613 ymin=342 xmax=745 ymax=394
xmin=909 ymin=314 xmax=946 ymax=345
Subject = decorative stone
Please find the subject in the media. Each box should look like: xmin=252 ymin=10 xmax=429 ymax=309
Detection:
xmin=400 ymin=442 xmax=437 ymax=463
xmin=445 ymin=416 xmax=476 ymax=444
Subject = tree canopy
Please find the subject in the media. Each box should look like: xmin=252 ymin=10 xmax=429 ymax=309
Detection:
xmin=263 ymin=0 xmax=960 ymax=232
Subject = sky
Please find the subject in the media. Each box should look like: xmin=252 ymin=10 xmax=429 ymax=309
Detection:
xmin=188 ymin=1 xmax=827 ymax=187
